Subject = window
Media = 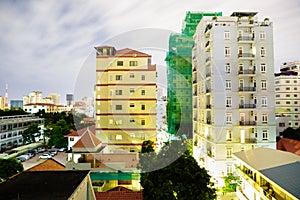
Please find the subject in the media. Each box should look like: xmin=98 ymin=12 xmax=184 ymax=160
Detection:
xmin=116 ymin=105 xmax=122 ymax=110
xmin=261 ymin=80 xmax=267 ymax=90
xmin=141 ymin=105 xmax=145 ymax=110
xmin=129 ymin=73 xmax=135 ymax=78
xmin=116 ymin=134 xmax=122 ymax=140
xmin=260 ymin=47 xmax=266 ymax=57
xmin=70 ymin=137 xmax=74 ymax=141
xmin=141 ymin=120 xmax=146 ymax=125
xmin=225 ymin=63 xmax=231 ymax=73
xmin=117 ymin=61 xmax=123 ymax=66
xmin=130 ymin=103 xmax=135 ymax=107
xmin=130 ymin=88 xmax=135 ymax=93
xmin=130 ymin=133 xmax=135 ymax=138
xmin=129 ymin=119 xmax=135 ymax=123
xmin=116 ymin=75 xmax=122 ymax=80
xmin=261 ymin=63 xmax=266 ymax=73
xmin=224 ymin=31 xmax=230 ymax=40
xmin=226 ymin=130 xmax=232 ymax=141
xmin=115 ymin=120 xmax=122 ymax=125
xmin=286 ymin=87 xmax=290 ymax=90
xmin=115 ymin=90 xmax=122 ymax=95
xmin=262 ymin=130 xmax=268 ymax=140
xmin=225 ymin=47 xmax=230 ymax=56
xmin=109 ymin=119 xmax=113 ymax=125
xmin=261 ymin=97 xmax=267 ymax=106
xmin=259 ymin=31 xmax=266 ymax=40
xmin=227 ymin=164 xmax=233 ymax=174
xmin=279 ymin=122 xmax=285 ymax=127
xmin=141 ymin=75 xmax=145 ymax=80
xmin=226 ymin=148 xmax=233 ymax=158
xmin=141 ymin=90 xmax=145 ymax=95
xmin=262 ymin=114 xmax=268 ymax=124
xmin=129 ymin=61 xmax=138 ymax=66
xmin=226 ymin=113 xmax=232 ymax=124
xmin=226 ymin=97 xmax=232 ymax=107
xmin=225 ymin=80 xmax=231 ymax=90
xmin=286 ymin=94 xmax=290 ymax=97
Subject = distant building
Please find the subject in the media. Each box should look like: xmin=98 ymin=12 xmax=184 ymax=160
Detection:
xmin=0 ymin=114 xmax=44 ymax=152
xmin=48 ymin=93 xmax=60 ymax=105
xmin=0 ymin=96 xmax=4 ymax=110
xmin=274 ymin=61 xmax=300 ymax=134
xmin=23 ymin=103 xmax=58 ymax=113
xmin=192 ymin=12 xmax=276 ymax=186
xmin=94 ymin=46 xmax=157 ymax=153
xmin=234 ymin=148 xmax=300 ymax=200
xmin=66 ymin=94 xmax=74 ymax=106
xmin=10 ymin=100 xmax=23 ymax=109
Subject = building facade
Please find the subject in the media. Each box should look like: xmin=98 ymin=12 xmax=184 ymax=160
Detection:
xmin=0 ymin=114 xmax=44 ymax=152
xmin=275 ymin=61 xmax=300 ymax=134
xmin=10 ymin=100 xmax=23 ymax=109
xmin=95 ymin=46 xmax=157 ymax=153
xmin=165 ymin=11 xmax=222 ymax=137
xmin=192 ymin=12 xmax=276 ymax=185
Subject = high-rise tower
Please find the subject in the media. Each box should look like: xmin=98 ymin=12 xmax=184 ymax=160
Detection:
xmin=4 ymin=84 xmax=9 ymax=109
xmin=95 ymin=46 xmax=157 ymax=153
xmin=192 ymin=12 xmax=276 ymax=185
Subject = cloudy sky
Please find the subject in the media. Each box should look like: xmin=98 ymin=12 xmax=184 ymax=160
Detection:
xmin=0 ymin=0 xmax=299 ymax=103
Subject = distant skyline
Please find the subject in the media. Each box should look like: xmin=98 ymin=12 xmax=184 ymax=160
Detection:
xmin=0 ymin=0 xmax=299 ymax=103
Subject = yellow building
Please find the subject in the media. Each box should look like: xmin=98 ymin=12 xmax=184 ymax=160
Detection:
xmin=95 ymin=46 xmax=157 ymax=152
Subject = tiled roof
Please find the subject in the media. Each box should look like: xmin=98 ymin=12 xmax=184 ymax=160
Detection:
xmin=95 ymin=186 xmax=143 ymax=200
xmin=277 ymin=138 xmax=300 ymax=155
xmin=115 ymin=48 xmax=151 ymax=57
xmin=65 ymin=125 xmax=95 ymax=137
xmin=260 ymin=162 xmax=300 ymax=199
xmin=27 ymin=158 xmax=65 ymax=171
xmin=0 ymin=170 xmax=90 ymax=200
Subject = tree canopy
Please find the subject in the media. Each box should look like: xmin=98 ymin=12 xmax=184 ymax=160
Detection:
xmin=280 ymin=127 xmax=300 ymax=141
xmin=0 ymin=158 xmax=23 ymax=181
xmin=139 ymin=140 xmax=216 ymax=200
xmin=22 ymin=123 xmax=40 ymax=144
xmin=47 ymin=119 xmax=69 ymax=147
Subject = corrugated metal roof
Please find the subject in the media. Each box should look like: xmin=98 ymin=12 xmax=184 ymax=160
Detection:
xmin=233 ymin=147 xmax=300 ymax=170
xmin=260 ymin=162 xmax=300 ymax=199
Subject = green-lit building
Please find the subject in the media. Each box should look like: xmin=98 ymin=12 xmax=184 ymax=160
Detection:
xmin=165 ymin=11 xmax=222 ymax=137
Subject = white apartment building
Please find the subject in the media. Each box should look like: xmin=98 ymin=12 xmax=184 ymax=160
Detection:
xmin=275 ymin=61 xmax=300 ymax=134
xmin=192 ymin=12 xmax=276 ymax=186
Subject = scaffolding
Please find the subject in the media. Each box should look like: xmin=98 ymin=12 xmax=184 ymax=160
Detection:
xmin=166 ymin=12 xmax=222 ymax=137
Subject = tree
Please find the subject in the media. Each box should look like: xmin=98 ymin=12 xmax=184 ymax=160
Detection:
xmin=22 ymin=123 xmax=40 ymax=144
xmin=222 ymin=173 xmax=239 ymax=193
xmin=0 ymin=158 xmax=23 ymax=180
xmin=140 ymin=140 xmax=216 ymax=200
xmin=47 ymin=119 xmax=69 ymax=147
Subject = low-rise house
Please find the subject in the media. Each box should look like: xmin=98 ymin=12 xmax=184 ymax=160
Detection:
xmin=233 ymin=148 xmax=300 ymax=200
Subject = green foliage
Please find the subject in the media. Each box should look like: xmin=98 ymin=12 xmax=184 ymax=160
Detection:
xmin=47 ymin=119 xmax=69 ymax=147
xmin=141 ymin=140 xmax=155 ymax=153
xmin=280 ymin=127 xmax=300 ymax=141
xmin=22 ymin=123 xmax=40 ymax=144
xmin=222 ymin=174 xmax=239 ymax=193
xmin=0 ymin=158 xmax=23 ymax=180
xmin=0 ymin=109 xmax=28 ymax=116
xmin=140 ymin=140 xmax=216 ymax=200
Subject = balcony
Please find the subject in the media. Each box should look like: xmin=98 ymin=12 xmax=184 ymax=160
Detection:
xmin=206 ymin=72 xmax=211 ymax=77
xmin=239 ymin=121 xmax=256 ymax=126
xmin=238 ymin=87 xmax=256 ymax=92
xmin=239 ymin=104 xmax=256 ymax=109
xmin=238 ymin=69 xmax=255 ymax=75
xmin=206 ymin=119 xmax=211 ymax=124
xmin=238 ymin=53 xmax=255 ymax=59
xmin=237 ymin=36 xmax=254 ymax=42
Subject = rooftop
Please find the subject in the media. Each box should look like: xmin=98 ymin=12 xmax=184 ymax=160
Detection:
xmin=0 ymin=170 xmax=90 ymax=200
xmin=233 ymin=147 xmax=300 ymax=170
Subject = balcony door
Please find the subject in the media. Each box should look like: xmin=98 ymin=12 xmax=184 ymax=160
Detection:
xmin=240 ymin=113 xmax=245 ymax=123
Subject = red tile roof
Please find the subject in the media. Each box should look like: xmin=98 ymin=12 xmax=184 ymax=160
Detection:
xmin=277 ymin=138 xmax=300 ymax=155
xmin=65 ymin=125 xmax=95 ymax=137
xmin=95 ymin=186 xmax=143 ymax=200
xmin=115 ymin=48 xmax=151 ymax=57
xmin=27 ymin=158 xmax=65 ymax=171
xmin=73 ymin=128 xmax=101 ymax=148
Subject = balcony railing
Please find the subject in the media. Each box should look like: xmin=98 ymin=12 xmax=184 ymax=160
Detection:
xmin=239 ymin=104 xmax=256 ymax=109
xmin=206 ymin=72 xmax=211 ymax=77
xmin=237 ymin=36 xmax=254 ymax=41
xmin=238 ymin=69 xmax=255 ymax=74
xmin=206 ymin=119 xmax=211 ymax=124
xmin=239 ymin=87 xmax=256 ymax=92
xmin=239 ymin=121 xmax=256 ymax=126
xmin=206 ymin=88 xmax=211 ymax=93
xmin=238 ymin=53 xmax=255 ymax=58
xmin=206 ymin=104 xmax=211 ymax=109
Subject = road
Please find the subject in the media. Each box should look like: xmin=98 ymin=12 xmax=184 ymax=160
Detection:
xmin=22 ymin=151 xmax=67 ymax=170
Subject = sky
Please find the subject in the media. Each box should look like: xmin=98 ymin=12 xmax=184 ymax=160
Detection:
xmin=0 ymin=0 xmax=299 ymax=104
